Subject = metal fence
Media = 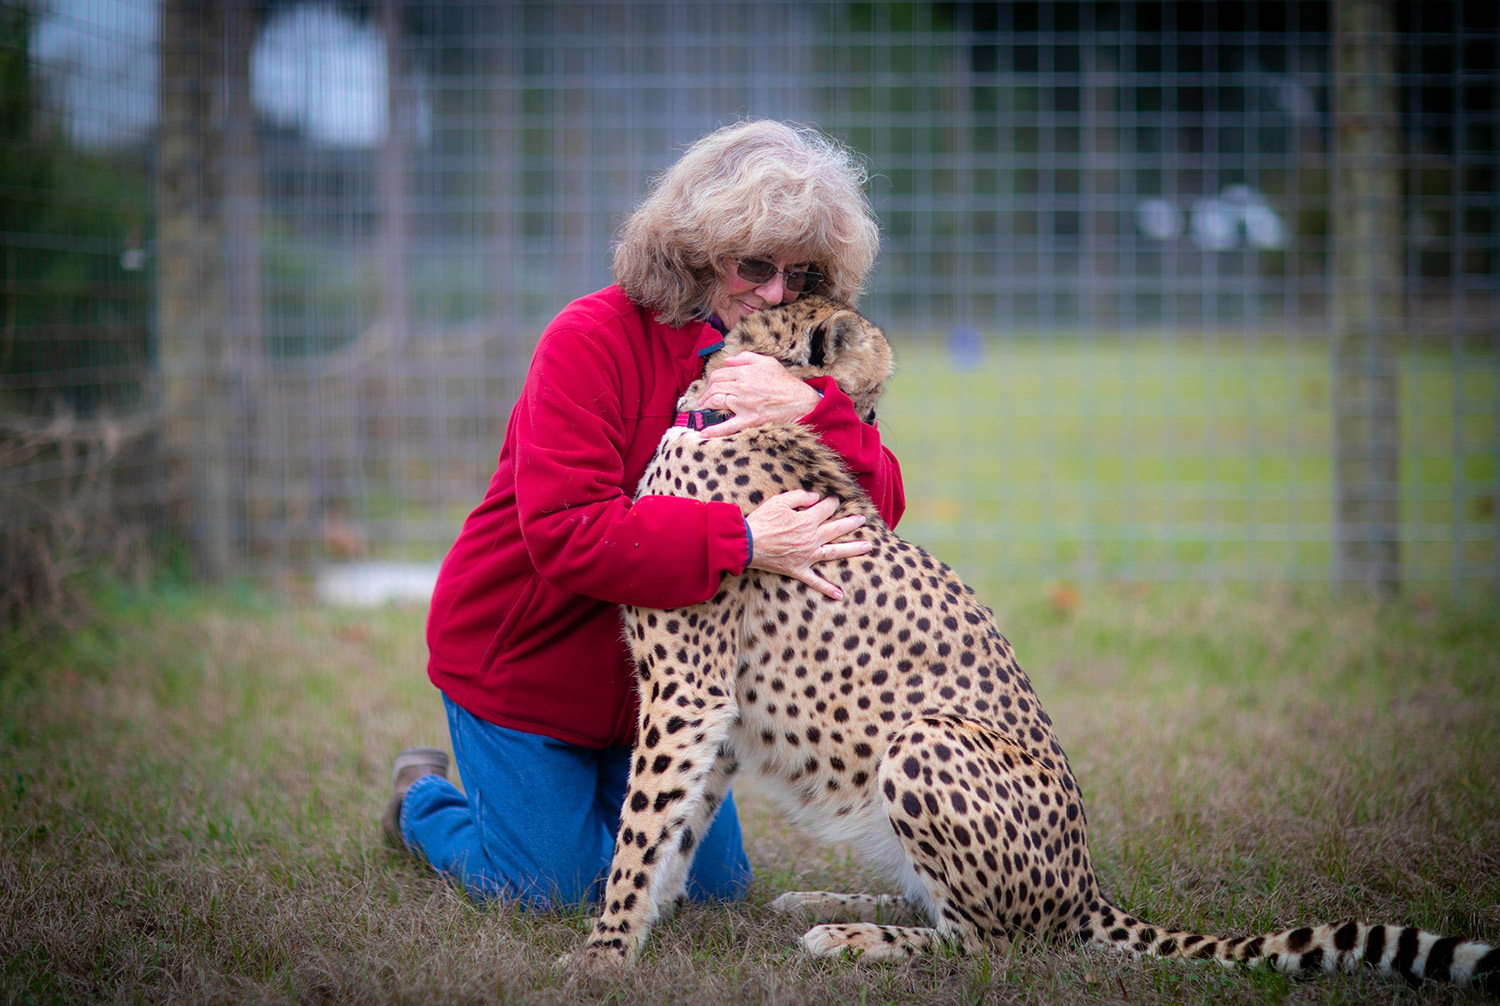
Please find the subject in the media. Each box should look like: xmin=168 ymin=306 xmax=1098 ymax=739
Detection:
xmin=2 ymin=0 xmax=1496 ymax=614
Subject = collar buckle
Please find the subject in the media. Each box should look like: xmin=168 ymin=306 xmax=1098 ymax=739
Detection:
xmin=672 ymin=409 xmax=730 ymax=431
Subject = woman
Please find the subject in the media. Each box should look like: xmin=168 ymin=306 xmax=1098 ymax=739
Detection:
xmin=382 ymin=119 xmax=905 ymax=907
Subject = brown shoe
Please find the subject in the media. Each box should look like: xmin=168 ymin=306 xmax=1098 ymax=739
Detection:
xmin=381 ymin=746 xmax=450 ymax=848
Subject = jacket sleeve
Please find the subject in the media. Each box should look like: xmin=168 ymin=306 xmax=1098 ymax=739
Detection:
xmin=510 ymin=326 xmax=751 ymax=609
xmin=801 ymin=376 xmax=907 ymax=528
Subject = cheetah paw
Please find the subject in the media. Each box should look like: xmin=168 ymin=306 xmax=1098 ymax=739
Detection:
xmin=799 ymin=922 xmax=938 ymax=961
xmin=800 ymin=923 xmax=868 ymax=958
xmin=556 ymin=942 xmax=634 ymax=973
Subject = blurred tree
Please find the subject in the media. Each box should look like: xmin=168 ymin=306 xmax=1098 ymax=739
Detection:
xmin=158 ymin=0 xmax=255 ymax=580
xmin=0 ymin=3 xmax=152 ymax=419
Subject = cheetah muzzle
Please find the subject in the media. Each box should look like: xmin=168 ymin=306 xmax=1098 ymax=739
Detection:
xmin=569 ymin=295 xmax=1498 ymax=993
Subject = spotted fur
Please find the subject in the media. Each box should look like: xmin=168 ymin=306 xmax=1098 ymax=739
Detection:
xmin=570 ymin=296 xmax=1498 ymax=994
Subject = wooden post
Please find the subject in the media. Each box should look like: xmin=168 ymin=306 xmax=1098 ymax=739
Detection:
xmin=158 ymin=0 xmax=234 ymax=579
xmin=1332 ymin=0 xmax=1402 ymax=594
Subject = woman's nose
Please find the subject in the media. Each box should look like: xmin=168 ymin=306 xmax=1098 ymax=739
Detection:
xmin=756 ymin=273 xmax=787 ymax=305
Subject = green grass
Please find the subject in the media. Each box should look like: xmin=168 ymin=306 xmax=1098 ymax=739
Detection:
xmin=3 ymin=578 xmax=1497 ymax=1004
xmin=880 ymin=334 xmax=1499 ymax=588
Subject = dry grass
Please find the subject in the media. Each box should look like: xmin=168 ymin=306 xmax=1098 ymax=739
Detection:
xmin=1 ymin=578 xmax=1497 ymax=1005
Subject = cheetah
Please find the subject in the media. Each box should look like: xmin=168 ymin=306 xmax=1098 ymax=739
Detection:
xmin=571 ymin=295 xmax=1498 ymax=993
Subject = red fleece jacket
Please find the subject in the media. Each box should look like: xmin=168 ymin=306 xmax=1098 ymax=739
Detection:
xmin=426 ymin=285 xmax=905 ymax=748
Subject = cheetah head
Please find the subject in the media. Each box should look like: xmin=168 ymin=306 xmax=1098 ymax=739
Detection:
xmin=705 ymin=295 xmax=894 ymax=424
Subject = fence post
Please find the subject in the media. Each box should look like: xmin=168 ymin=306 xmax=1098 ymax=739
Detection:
xmin=1332 ymin=0 xmax=1402 ymax=595
xmin=158 ymin=0 xmax=249 ymax=580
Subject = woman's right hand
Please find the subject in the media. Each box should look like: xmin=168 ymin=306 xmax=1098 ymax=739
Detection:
xmin=744 ymin=490 xmax=871 ymax=600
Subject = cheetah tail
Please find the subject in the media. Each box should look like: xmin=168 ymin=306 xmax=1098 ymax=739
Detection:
xmin=1077 ymin=902 xmax=1499 ymax=993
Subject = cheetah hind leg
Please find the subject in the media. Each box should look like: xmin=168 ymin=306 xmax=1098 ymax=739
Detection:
xmin=835 ymin=714 xmax=1095 ymax=962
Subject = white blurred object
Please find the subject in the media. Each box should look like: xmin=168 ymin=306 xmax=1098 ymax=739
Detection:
xmin=1242 ymin=202 xmax=1290 ymax=249
xmin=1220 ymin=184 xmax=1290 ymax=249
xmin=1134 ymin=198 xmax=1184 ymax=241
xmin=32 ymin=0 xmax=159 ymax=149
xmin=1139 ymin=186 xmax=1290 ymax=251
xmin=315 ymin=561 xmax=439 ymax=607
xmin=252 ymin=2 xmax=430 ymax=148
xmin=1189 ymin=196 xmax=1241 ymax=250
xmin=1192 ymin=185 xmax=1290 ymax=250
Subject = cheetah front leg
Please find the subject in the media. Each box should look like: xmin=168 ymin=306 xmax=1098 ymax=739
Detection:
xmin=572 ymin=659 xmax=740 ymax=968
xmin=639 ymin=740 xmax=741 ymax=919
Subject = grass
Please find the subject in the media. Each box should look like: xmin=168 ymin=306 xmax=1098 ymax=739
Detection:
xmin=2 ymin=576 xmax=1497 ymax=1004
xmin=880 ymin=334 xmax=1499 ymax=586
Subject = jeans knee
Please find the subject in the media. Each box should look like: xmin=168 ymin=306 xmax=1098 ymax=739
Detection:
xmin=460 ymin=844 xmax=605 ymax=909
xmin=688 ymin=860 xmax=753 ymax=903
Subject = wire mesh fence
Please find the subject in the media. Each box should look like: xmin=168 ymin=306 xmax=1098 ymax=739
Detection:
xmin=2 ymin=0 xmax=1496 ymax=617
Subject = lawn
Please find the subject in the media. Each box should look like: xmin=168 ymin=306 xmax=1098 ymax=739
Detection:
xmin=2 ymin=578 xmax=1496 ymax=1004
xmin=880 ymin=334 xmax=1499 ymax=589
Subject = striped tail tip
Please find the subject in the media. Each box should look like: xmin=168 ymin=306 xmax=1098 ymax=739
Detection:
xmin=1080 ymin=907 xmax=1497 ymax=992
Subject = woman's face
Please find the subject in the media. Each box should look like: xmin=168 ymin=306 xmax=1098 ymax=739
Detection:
xmin=710 ymin=256 xmax=815 ymax=331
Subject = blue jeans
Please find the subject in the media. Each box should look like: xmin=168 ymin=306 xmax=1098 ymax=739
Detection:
xmin=400 ymin=695 xmax=752 ymax=908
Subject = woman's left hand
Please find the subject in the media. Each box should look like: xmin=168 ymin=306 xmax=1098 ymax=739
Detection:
xmin=695 ymin=351 xmax=821 ymax=438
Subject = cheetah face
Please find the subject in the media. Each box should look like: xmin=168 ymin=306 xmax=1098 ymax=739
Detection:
xmin=704 ymin=295 xmax=894 ymax=424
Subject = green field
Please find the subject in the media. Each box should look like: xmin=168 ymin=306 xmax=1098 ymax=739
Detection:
xmin=2 ymin=580 xmax=1496 ymax=1004
xmin=879 ymin=334 xmax=1499 ymax=591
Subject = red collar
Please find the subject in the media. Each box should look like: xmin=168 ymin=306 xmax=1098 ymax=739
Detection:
xmin=672 ymin=409 xmax=730 ymax=430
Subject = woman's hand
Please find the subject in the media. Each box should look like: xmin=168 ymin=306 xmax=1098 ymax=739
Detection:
xmin=744 ymin=490 xmax=871 ymax=600
xmin=696 ymin=352 xmax=821 ymax=438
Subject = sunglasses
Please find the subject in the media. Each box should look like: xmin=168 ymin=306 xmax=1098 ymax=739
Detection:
xmin=735 ymin=258 xmax=826 ymax=295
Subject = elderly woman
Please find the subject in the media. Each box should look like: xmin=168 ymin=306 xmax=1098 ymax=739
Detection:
xmin=382 ymin=120 xmax=905 ymax=907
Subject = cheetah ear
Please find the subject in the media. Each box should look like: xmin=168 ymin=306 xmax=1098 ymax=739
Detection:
xmin=807 ymin=323 xmax=828 ymax=369
xmin=807 ymin=310 xmax=865 ymax=369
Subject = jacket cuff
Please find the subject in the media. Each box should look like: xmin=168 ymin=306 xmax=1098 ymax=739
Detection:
xmin=705 ymin=500 xmax=753 ymax=577
xmin=800 ymin=375 xmax=852 ymax=426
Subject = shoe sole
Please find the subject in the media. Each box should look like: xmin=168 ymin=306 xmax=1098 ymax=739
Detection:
xmin=383 ymin=746 xmax=450 ymax=849
xmin=391 ymin=746 xmax=449 ymax=785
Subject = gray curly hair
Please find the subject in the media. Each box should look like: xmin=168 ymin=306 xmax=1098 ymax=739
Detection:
xmin=612 ymin=120 xmax=881 ymax=327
